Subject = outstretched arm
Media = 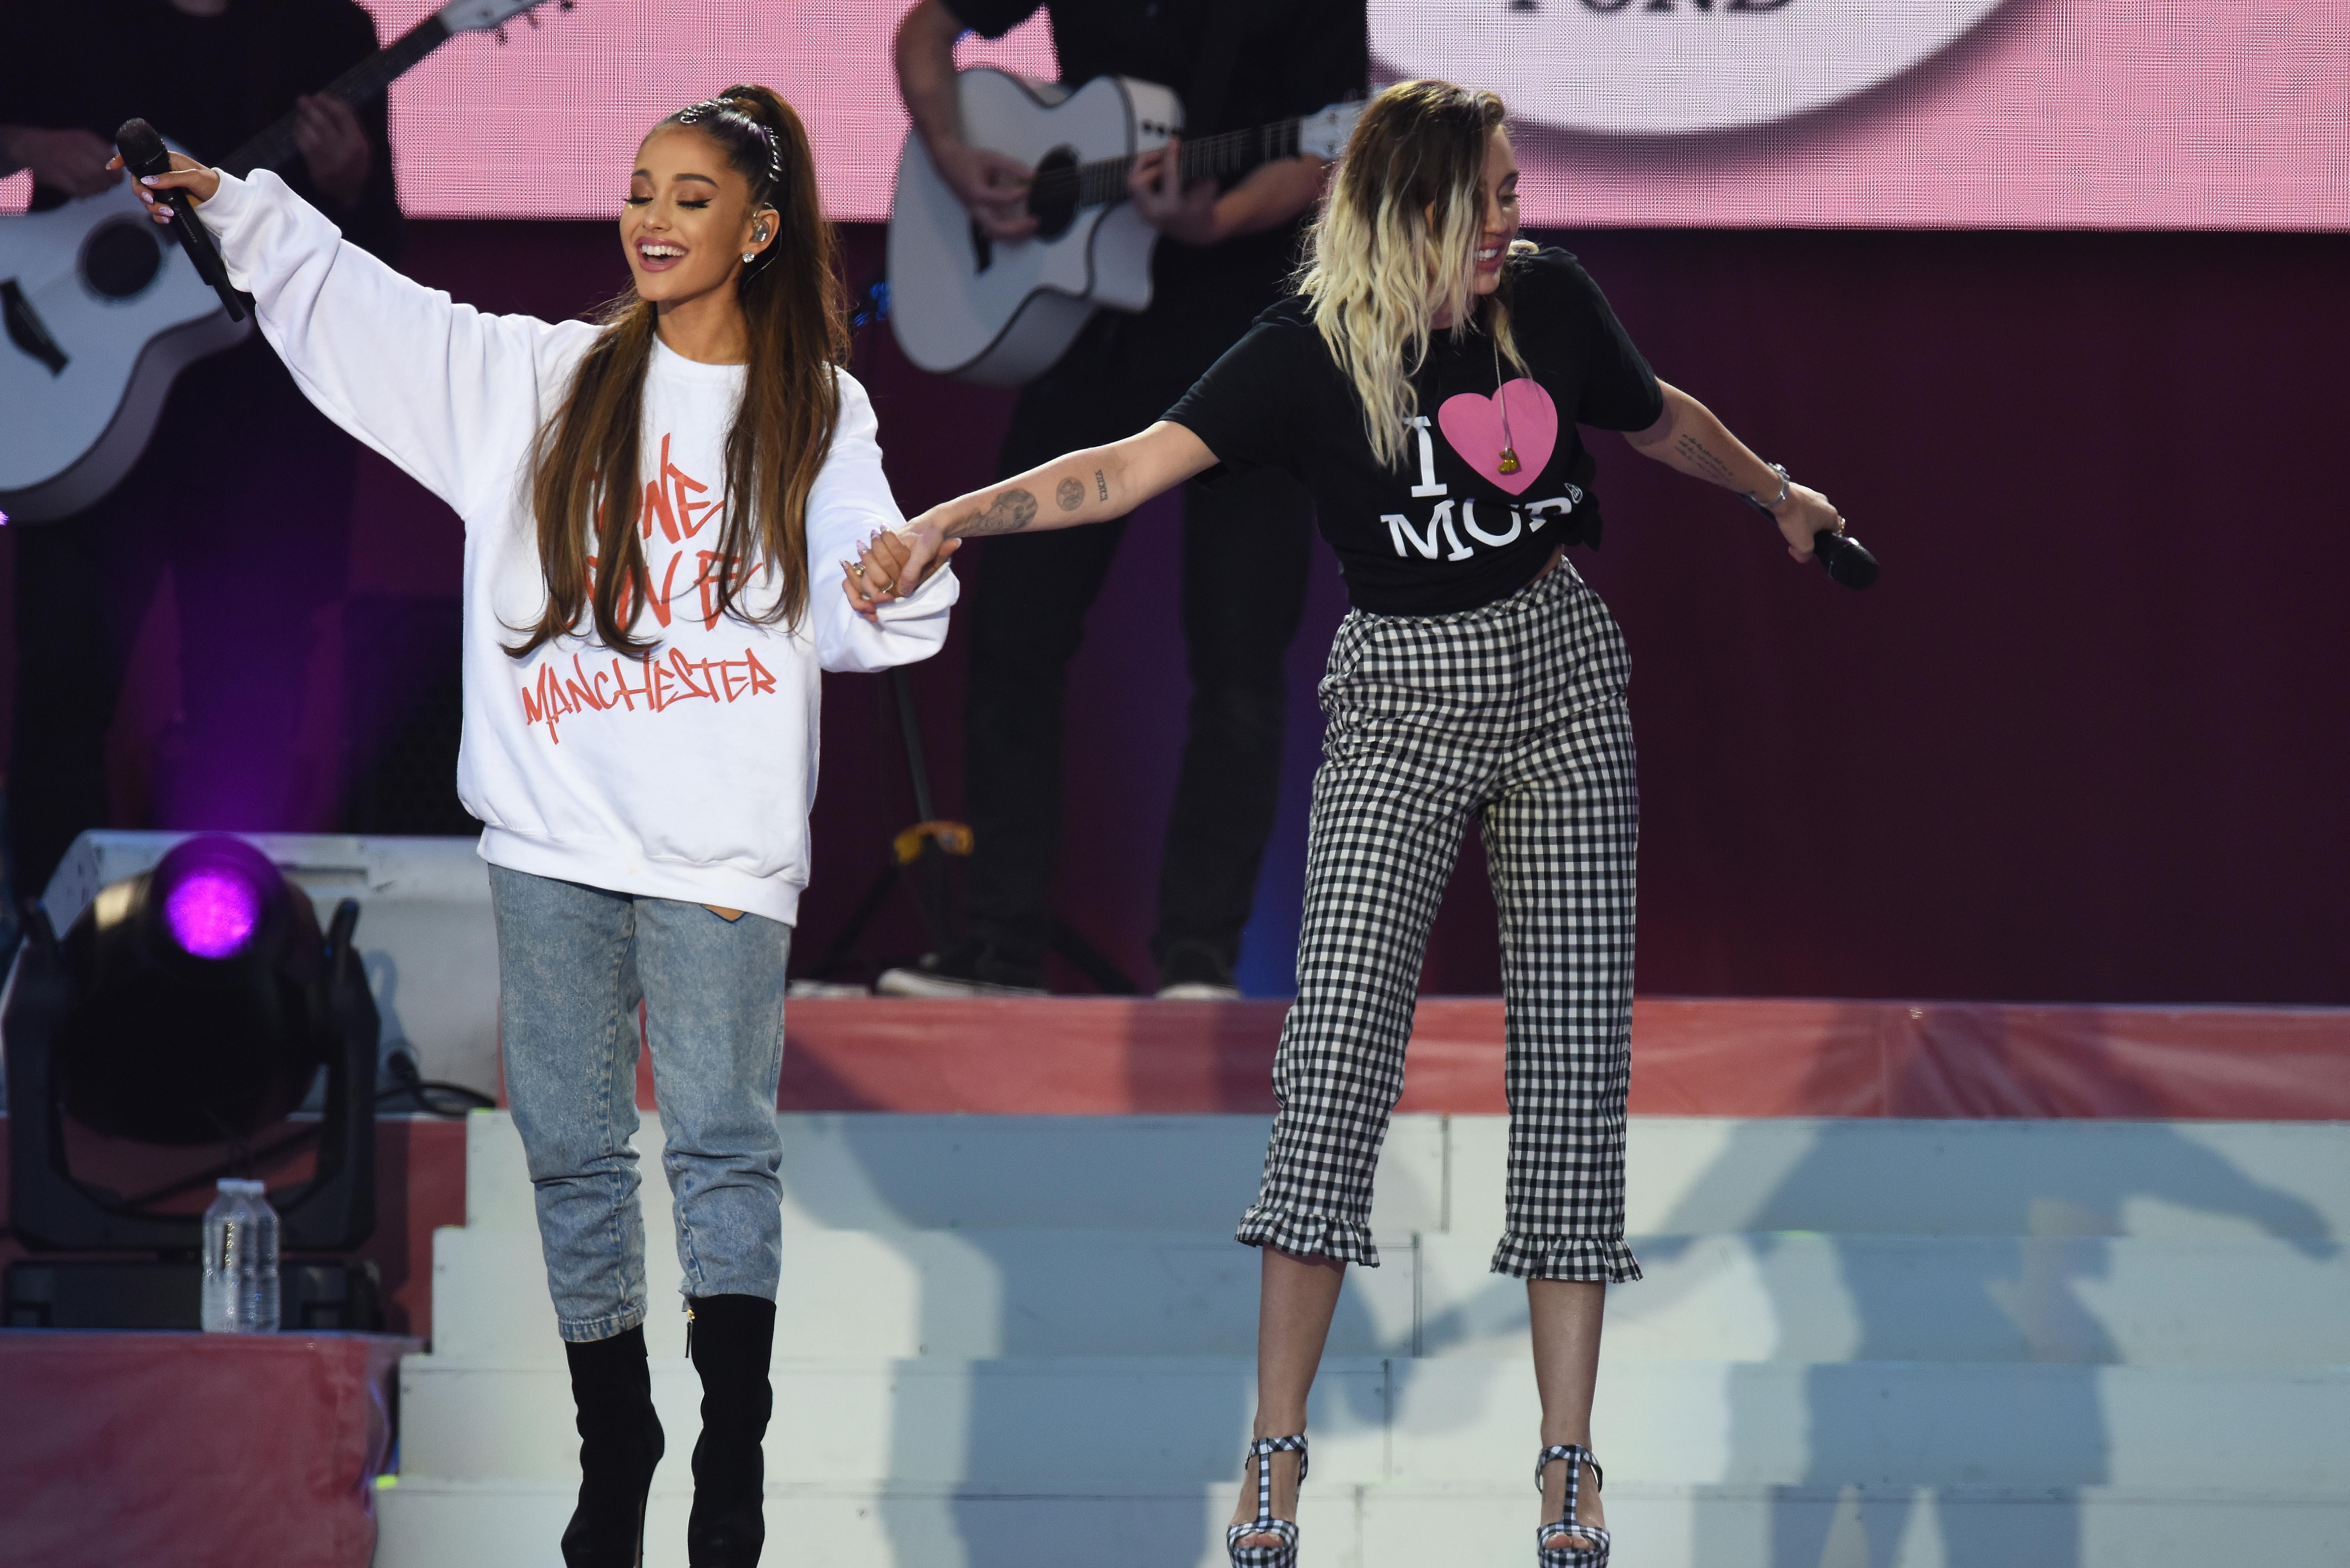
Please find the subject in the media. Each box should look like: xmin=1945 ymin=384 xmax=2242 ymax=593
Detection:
xmin=124 ymin=153 xmax=582 ymax=523
xmin=1627 ymin=382 xmax=1844 ymax=561
xmin=843 ymin=420 xmax=1217 ymax=619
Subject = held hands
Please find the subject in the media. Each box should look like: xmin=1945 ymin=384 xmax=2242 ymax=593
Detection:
xmin=1769 ymin=482 xmax=1845 ymax=563
xmin=935 ymin=138 xmax=1037 ymax=240
xmin=841 ymin=524 xmax=958 ymax=622
xmin=1128 ymin=139 xmax=1224 ymax=246
xmin=112 ymin=151 xmax=222 ymax=222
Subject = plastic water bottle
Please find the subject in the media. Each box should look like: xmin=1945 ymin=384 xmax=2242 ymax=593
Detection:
xmin=201 ymin=1178 xmax=280 ymax=1333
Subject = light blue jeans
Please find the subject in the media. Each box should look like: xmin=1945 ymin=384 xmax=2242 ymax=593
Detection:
xmin=489 ymin=865 xmax=790 ymax=1342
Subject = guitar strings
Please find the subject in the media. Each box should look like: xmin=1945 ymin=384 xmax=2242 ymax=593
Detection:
xmin=1022 ymin=119 xmax=1306 ymax=209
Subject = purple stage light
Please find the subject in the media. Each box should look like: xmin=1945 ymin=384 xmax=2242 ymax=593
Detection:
xmin=162 ymin=868 xmax=265 ymax=959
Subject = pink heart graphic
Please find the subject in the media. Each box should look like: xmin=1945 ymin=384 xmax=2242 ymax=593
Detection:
xmin=1437 ymin=379 xmax=1558 ymax=498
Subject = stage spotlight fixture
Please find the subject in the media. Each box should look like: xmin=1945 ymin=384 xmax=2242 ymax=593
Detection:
xmin=5 ymin=834 xmax=382 ymax=1321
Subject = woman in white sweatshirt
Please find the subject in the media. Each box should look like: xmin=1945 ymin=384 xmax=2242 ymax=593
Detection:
xmin=133 ymin=86 xmax=957 ymax=1568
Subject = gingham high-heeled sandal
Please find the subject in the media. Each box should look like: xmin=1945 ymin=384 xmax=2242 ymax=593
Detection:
xmin=1226 ymin=1434 xmax=1309 ymax=1568
xmin=1536 ymin=1444 xmax=1610 ymax=1566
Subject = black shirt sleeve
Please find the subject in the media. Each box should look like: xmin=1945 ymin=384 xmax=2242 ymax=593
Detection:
xmin=0 ymin=10 xmax=36 ymax=131
xmin=0 ymin=6 xmax=74 ymax=149
xmin=940 ymin=0 xmax=1042 ymax=40
xmin=1545 ymin=253 xmax=1664 ymax=431
xmin=1162 ymin=313 xmax=1315 ymax=475
xmin=1279 ymin=0 xmax=1369 ymax=123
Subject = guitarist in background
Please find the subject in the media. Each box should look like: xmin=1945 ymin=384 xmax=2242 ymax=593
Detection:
xmin=886 ymin=0 xmax=1367 ymax=1000
xmin=0 ymin=0 xmax=400 ymax=900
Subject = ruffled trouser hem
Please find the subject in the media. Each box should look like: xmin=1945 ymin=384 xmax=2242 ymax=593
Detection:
xmin=1234 ymin=1204 xmax=1381 ymax=1267
xmin=1490 ymin=1232 xmax=1642 ymax=1283
xmin=1235 ymin=1211 xmax=1640 ymax=1284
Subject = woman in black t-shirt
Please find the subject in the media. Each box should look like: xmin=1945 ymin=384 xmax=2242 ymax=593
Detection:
xmin=853 ymin=80 xmax=1846 ymax=1568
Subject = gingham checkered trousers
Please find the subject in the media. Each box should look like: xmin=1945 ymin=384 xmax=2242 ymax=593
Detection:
xmin=1236 ymin=559 xmax=1643 ymax=1284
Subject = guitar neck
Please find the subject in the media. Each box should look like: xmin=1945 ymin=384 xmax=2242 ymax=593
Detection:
xmin=217 ymin=15 xmax=453 ymax=179
xmin=1068 ymin=118 xmax=1306 ymax=210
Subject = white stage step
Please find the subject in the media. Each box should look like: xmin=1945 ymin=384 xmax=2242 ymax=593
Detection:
xmin=396 ymin=1354 xmax=2350 ymax=1490
xmin=376 ymin=1477 xmax=2350 ymax=1568
xmin=432 ymin=1225 xmax=2350 ymax=1366
xmin=461 ymin=1110 xmax=2350 ymax=1241
xmin=382 ymin=1111 xmax=2350 ymax=1566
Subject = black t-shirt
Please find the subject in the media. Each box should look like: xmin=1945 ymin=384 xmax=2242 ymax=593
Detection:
xmin=941 ymin=0 xmax=1367 ymax=297
xmin=1166 ymin=249 xmax=1665 ymax=616
xmin=0 ymin=0 xmax=402 ymax=259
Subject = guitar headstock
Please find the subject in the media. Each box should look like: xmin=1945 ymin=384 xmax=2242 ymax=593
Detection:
xmin=1297 ymin=102 xmax=1364 ymax=163
xmin=436 ymin=0 xmax=568 ymax=36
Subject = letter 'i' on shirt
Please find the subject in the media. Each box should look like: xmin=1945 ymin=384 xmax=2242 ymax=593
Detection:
xmin=1164 ymin=250 xmax=1666 ymax=617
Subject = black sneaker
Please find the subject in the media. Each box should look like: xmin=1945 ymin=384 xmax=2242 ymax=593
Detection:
xmin=1155 ymin=941 xmax=1242 ymax=1001
xmin=875 ymin=939 xmax=1048 ymax=998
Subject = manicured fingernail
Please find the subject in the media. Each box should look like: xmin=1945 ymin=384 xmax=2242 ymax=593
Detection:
xmin=141 ymin=175 xmax=161 ymax=186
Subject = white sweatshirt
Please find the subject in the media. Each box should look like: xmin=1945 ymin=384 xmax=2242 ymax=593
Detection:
xmin=203 ymin=170 xmax=956 ymax=925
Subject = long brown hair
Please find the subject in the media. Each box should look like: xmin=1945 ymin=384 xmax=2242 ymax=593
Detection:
xmin=513 ymin=84 xmax=848 ymax=658
xmin=1296 ymin=81 xmax=1530 ymax=469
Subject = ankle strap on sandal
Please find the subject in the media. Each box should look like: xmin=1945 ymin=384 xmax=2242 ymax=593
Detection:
xmin=1536 ymin=1443 xmax=1602 ymax=1495
xmin=1245 ymin=1433 xmax=1309 ymax=1486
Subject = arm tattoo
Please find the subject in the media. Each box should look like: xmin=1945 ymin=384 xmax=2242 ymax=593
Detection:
xmin=1673 ymin=432 xmax=1740 ymax=488
xmin=1094 ymin=468 xmax=1108 ymax=502
xmin=1056 ymin=477 xmax=1084 ymax=511
xmin=952 ymin=487 xmax=1037 ymax=537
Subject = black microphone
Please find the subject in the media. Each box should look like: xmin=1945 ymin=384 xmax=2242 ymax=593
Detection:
xmin=1812 ymin=529 xmax=1878 ymax=590
xmin=115 ymin=118 xmax=247 ymax=322
xmin=1742 ymin=480 xmax=1878 ymax=591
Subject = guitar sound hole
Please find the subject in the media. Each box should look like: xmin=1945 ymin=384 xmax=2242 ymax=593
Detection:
xmin=82 ymin=218 xmax=163 ymax=301
xmin=1029 ymin=146 xmax=1080 ymax=240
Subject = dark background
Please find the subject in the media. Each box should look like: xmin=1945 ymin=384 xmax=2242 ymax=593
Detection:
xmin=7 ymin=219 xmax=2346 ymax=1003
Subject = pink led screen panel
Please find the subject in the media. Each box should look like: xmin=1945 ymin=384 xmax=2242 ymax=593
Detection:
xmin=6 ymin=1 xmax=2345 ymax=227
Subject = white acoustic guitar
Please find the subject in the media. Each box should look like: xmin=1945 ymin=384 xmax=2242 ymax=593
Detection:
xmin=887 ymin=70 xmax=1360 ymax=387
xmin=0 ymin=0 xmax=560 ymax=524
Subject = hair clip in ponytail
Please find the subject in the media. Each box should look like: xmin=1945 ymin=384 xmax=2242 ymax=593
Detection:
xmin=675 ymin=93 xmax=786 ymax=189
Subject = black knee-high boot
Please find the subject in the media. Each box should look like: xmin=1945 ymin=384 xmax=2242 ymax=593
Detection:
xmin=561 ymin=1326 xmax=665 ymax=1568
xmin=685 ymin=1294 xmax=777 ymax=1566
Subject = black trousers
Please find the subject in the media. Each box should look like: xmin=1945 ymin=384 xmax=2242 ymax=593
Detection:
xmin=963 ymin=285 xmax=1314 ymax=972
xmin=7 ymin=341 xmax=353 ymax=899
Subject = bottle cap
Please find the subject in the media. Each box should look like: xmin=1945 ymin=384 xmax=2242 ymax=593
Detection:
xmin=217 ymin=1178 xmax=267 ymax=1194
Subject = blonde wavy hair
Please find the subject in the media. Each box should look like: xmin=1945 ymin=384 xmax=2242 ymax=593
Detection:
xmin=1296 ymin=81 xmax=1534 ymax=470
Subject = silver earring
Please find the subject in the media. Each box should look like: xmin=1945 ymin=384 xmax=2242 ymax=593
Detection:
xmin=742 ymin=250 xmax=756 ymax=264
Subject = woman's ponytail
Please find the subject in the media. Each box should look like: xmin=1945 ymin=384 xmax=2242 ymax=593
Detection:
xmin=513 ymin=85 xmax=844 ymax=658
